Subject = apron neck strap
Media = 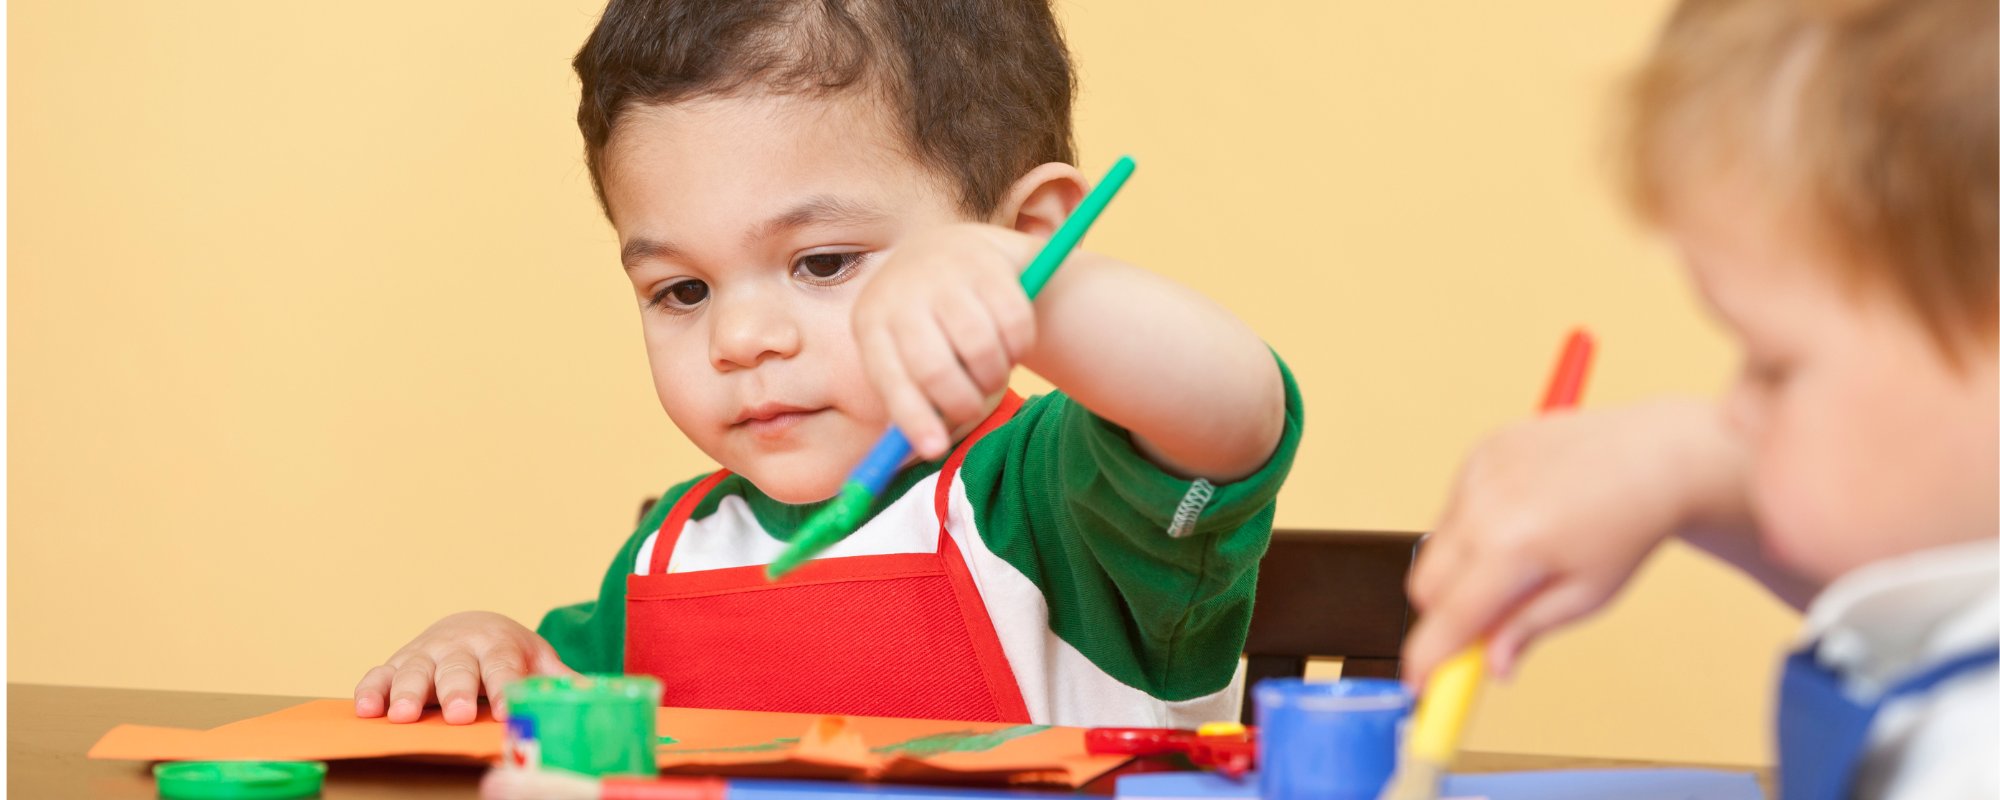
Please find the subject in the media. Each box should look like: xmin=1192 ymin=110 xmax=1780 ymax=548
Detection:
xmin=933 ymin=391 xmax=1025 ymax=537
xmin=649 ymin=390 xmax=1026 ymax=575
xmin=648 ymin=469 xmax=732 ymax=576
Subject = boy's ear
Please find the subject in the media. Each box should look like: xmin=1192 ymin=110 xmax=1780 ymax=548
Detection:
xmin=991 ymin=162 xmax=1089 ymax=237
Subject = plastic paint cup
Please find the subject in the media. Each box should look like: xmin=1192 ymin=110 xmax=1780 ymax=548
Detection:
xmin=1253 ymin=678 xmax=1412 ymax=800
xmin=153 ymin=761 xmax=327 ymax=800
xmin=502 ymin=674 xmax=661 ymax=777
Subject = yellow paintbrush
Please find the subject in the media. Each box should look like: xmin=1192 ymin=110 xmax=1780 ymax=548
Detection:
xmin=1380 ymin=329 xmax=1595 ymax=800
xmin=1379 ymin=645 xmax=1486 ymax=800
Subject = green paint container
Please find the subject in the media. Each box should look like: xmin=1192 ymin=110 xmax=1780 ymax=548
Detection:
xmin=154 ymin=761 xmax=326 ymax=800
xmin=502 ymin=674 xmax=660 ymax=777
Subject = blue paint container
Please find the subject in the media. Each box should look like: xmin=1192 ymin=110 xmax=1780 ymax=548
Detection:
xmin=1253 ymin=678 xmax=1412 ymax=800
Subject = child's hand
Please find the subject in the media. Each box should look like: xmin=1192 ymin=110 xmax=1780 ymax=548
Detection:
xmin=853 ymin=223 xmax=1040 ymax=459
xmin=353 ymin=611 xmax=575 ymax=725
xmin=1401 ymin=400 xmax=1754 ymax=687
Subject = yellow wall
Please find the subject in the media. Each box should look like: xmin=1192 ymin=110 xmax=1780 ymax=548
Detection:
xmin=9 ymin=0 xmax=1799 ymax=765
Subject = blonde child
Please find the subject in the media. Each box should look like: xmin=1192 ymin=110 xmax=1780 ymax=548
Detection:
xmin=1402 ymin=1 xmax=1995 ymax=798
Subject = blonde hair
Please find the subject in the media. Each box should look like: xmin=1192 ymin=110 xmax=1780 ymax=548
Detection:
xmin=1624 ymin=0 xmax=1997 ymax=357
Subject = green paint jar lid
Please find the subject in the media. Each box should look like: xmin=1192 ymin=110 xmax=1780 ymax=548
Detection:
xmin=507 ymin=673 xmax=661 ymax=704
xmin=154 ymin=760 xmax=326 ymax=800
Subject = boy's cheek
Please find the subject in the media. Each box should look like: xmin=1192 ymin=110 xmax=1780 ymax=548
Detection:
xmin=1753 ymin=433 xmax=1899 ymax=584
xmin=647 ymin=350 xmax=726 ymax=436
xmin=1747 ymin=459 xmax=1806 ymax=574
xmin=1747 ymin=430 xmax=1841 ymax=582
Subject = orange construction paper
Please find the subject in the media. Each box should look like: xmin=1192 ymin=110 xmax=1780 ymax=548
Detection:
xmin=88 ymin=700 xmax=500 ymax=763
xmin=88 ymin=700 xmax=1128 ymax=788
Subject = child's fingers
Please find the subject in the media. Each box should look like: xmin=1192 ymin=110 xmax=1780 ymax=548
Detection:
xmin=933 ymin=289 xmax=1011 ymax=395
xmin=426 ymin=648 xmax=480 ymax=724
xmin=973 ymin=262 xmax=1037 ymax=363
xmin=887 ymin=316 xmax=985 ymax=436
xmin=1409 ymin=465 xmax=1481 ymax=609
xmin=432 ymin=649 xmax=484 ymax=725
xmin=386 ymin=657 xmax=438 ymax=724
xmin=1483 ymin=580 xmax=1610 ymax=680
xmin=1401 ymin=561 xmax=1548 ymax=689
xmin=894 ymin=314 xmax=986 ymax=427
xmin=353 ymin=665 xmax=397 ymax=718
xmin=532 ymin=642 xmax=578 ymax=677
xmin=477 ymin=653 xmax=526 ymax=721
xmin=1406 ymin=530 xmax=1468 ymax=612
xmin=861 ymin=328 xmax=948 ymax=457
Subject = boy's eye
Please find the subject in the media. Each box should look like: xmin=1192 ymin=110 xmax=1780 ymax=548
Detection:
xmin=649 ymin=279 xmax=710 ymax=311
xmin=793 ymin=252 xmax=867 ymax=283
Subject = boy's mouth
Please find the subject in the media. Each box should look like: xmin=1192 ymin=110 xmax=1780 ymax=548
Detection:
xmin=731 ymin=402 xmax=829 ymax=437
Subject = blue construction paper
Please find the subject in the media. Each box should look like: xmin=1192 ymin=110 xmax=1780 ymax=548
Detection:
xmin=1113 ymin=771 xmax=1257 ymax=798
xmin=1444 ymin=769 xmax=1764 ymax=800
xmin=724 ymin=779 xmax=1080 ymax=799
xmin=1115 ymin=768 xmax=1764 ymax=800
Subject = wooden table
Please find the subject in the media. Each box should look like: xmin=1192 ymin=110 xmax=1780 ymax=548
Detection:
xmin=9 ymin=683 xmax=1772 ymax=798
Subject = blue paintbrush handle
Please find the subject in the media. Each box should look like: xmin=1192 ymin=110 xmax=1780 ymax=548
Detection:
xmin=768 ymin=156 xmax=1138 ymax=580
xmin=852 ymin=428 xmax=911 ymax=495
xmin=851 ymin=155 xmax=1136 ymax=485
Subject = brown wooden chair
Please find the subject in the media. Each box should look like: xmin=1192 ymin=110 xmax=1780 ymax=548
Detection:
xmin=1239 ymin=529 xmax=1424 ymax=723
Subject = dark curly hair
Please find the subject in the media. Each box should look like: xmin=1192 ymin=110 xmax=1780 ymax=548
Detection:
xmin=574 ymin=0 xmax=1077 ymax=217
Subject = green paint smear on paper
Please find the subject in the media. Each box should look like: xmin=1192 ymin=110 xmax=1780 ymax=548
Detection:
xmin=659 ymin=724 xmax=1050 ymax=758
xmin=871 ymin=725 xmax=1051 ymax=757
xmin=661 ymin=736 xmax=800 ymax=755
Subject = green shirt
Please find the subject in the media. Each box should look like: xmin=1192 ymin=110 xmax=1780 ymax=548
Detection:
xmin=540 ymin=353 xmax=1303 ymax=726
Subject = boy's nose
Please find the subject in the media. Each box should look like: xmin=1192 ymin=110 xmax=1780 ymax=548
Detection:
xmin=708 ymin=296 xmax=803 ymax=370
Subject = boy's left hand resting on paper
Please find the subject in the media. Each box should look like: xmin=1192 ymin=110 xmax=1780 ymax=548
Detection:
xmin=853 ymin=217 xmax=1285 ymax=481
xmin=353 ymin=610 xmax=576 ymax=724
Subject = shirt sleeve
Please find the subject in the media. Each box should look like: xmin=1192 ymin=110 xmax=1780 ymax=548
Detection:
xmin=536 ymin=479 xmax=692 ymax=675
xmin=959 ymin=348 xmax=1304 ymax=701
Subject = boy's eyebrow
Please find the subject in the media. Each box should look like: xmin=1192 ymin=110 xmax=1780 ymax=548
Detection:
xmin=621 ymin=196 xmax=887 ymax=270
xmin=746 ymin=195 xmax=889 ymax=245
xmin=622 ymin=237 xmax=683 ymax=269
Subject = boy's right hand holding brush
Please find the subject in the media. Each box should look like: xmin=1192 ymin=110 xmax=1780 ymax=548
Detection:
xmin=1400 ymin=399 xmax=1821 ymax=690
xmin=1384 ymin=396 xmax=1826 ymax=800
xmin=1382 ymin=329 xmax=1813 ymax=799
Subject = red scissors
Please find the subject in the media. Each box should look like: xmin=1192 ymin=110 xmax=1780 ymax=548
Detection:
xmin=1085 ymin=722 xmax=1258 ymax=779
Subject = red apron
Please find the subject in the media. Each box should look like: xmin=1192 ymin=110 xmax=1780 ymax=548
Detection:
xmin=625 ymin=393 xmax=1031 ymax=723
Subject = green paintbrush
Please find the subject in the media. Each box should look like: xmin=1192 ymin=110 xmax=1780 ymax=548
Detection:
xmin=766 ymin=155 xmax=1138 ymax=580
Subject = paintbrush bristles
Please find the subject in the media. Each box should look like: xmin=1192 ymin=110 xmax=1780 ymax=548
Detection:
xmin=1378 ymin=758 xmax=1446 ymax=800
xmin=766 ymin=483 xmax=875 ymax=579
